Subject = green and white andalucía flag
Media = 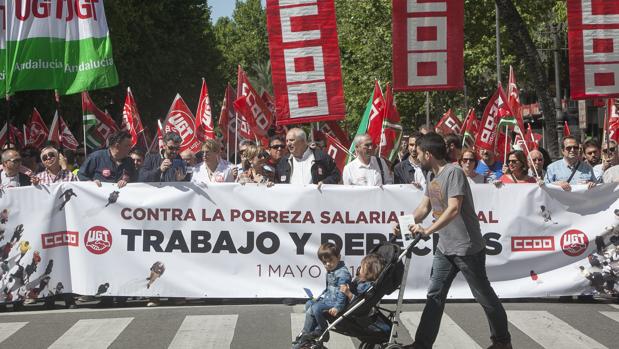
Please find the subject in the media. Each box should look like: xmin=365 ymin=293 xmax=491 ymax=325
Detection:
xmin=3 ymin=0 xmax=119 ymax=96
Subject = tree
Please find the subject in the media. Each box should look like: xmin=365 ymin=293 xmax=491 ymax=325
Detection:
xmin=495 ymin=0 xmax=560 ymax=157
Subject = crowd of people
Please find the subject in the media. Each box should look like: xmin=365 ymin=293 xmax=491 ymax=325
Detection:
xmin=0 ymin=126 xmax=617 ymax=312
xmin=2 ymin=126 xmax=619 ymax=192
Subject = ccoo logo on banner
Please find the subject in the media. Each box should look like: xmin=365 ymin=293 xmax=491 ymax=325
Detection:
xmin=568 ymin=0 xmax=619 ymax=99
xmin=392 ymin=0 xmax=464 ymax=92
xmin=266 ymin=0 xmax=346 ymax=125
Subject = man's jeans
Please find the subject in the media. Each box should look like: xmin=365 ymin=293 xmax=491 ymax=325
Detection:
xmin=414 ymin=249 xmax=511 ymax=348
xmin=302 ymin=299 xmax=332 ymax=334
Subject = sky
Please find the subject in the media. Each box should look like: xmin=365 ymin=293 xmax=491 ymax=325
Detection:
xmin=209 ymin=1 xmax=235 ymax=22
xmin=209 ymin=1 xmax=266 ymax=22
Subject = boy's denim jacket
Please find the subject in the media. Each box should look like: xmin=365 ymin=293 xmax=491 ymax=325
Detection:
xmin=317 ymin=261 xmax=351 ymax=311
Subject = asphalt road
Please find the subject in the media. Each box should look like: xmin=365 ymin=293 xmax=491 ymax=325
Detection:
xmin=0 ymin=299 xmax=617 ymax=348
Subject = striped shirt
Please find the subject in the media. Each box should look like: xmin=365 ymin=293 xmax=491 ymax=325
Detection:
xmin=35 ymin=169 xmax=78 ymax=185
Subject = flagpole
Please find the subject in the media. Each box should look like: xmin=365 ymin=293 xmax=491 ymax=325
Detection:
xmin=234 ymin=115 xmax=239 ymax=164
xmin=425 ymin=92 xmax=430 ymax=128
xmin=157 ymin=119 xmax=164 ymax=159
xmin=54 ymin=90 xmax=64 ymax=153
xmin=495 ymin=3 xmax=502 ymax=84
xmin=6 ymin=95 xmax=12 ymax=147
xmin=503 ymin=125 xmax=509 ymax=164
xmin=82 ymin=112 xmax=88 ymax=156
xmin=517 ymin=127 xmax=540 ymax=179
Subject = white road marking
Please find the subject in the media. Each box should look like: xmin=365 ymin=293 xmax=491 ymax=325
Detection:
xmin=0 ymin=322 xmax=27 ymax=344
xmin=48 ymin=317 xmax=133 ymax=349
xmin=168 ymin=315 xmax=237 ymax=349
xmin=507 ymin=310 xmax=607 ymax=349
xmin=400 ymin=311 xmax=481 ymax=349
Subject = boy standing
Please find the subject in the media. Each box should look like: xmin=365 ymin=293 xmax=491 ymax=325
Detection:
xmin=297 ymin=243 xmax=351 ymax=344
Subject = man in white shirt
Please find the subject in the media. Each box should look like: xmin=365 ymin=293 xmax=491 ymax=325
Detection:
xmin=343 ymin=134 xmax=393 ymax=186
xmin=191 ymin=139 xmax=236 ymax=184
xmin=275 ymin=128 xmax=340 ymax=185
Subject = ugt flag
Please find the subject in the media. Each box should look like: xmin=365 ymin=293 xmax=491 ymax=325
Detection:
xmin=3 ymin=0 xmax=119 ymax=95
xmin=82 ymin=91 xmax=118 ymax=149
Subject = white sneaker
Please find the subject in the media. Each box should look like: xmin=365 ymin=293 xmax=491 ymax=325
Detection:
xmin=146 ymin=301 xmax=159 ymax=307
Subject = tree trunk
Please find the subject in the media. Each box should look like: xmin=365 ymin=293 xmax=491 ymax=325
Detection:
xmin=495 ymin=0 xmax=560 ymax=158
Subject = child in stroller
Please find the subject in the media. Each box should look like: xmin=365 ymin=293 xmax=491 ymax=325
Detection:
xmin=294 ymin=235 xmax=422 ymax=349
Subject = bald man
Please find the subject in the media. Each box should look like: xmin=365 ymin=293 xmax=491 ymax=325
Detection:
xmin=275 ymin=128 xmax=340 ymax=185
xmin=527 ymin=149 xmax=545 ymax=179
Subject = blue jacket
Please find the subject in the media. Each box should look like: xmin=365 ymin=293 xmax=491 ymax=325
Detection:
xmin=317 ymin=261 xmax=351 ymax=311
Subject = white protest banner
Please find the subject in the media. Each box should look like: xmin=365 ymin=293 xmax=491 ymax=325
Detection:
xmin=0 ymin=183 xmax=617 ymax=302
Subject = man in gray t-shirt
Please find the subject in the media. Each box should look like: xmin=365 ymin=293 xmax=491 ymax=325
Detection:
xmin=425 ymin=163 xmax=484 ymax=255
xmin=399 ymin=133 xmax=511 ymax=349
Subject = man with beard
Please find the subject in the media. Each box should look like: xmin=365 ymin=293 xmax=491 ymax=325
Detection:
xmin=394 ymin=132 xmax=427 ymax=190
xmin=139 ymin=132 xmax=187 ymax=182
xmin=398 ymin=132 xmax=511 ymax=349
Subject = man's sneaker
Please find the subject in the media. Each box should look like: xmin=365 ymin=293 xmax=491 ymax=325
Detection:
xmin=146 ymin=300 xmax=160 ymax=307
xmin=23 ymin=298 xmax=36 ymax=305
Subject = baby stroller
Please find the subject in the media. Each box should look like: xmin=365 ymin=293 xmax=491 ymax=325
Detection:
xmin=298 ymin=234 xmax=422 ymax=349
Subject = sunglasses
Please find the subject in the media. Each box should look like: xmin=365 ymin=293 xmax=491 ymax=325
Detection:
xmin=41 ymin=153 xmax=57 ymax=161
xmin=6 ymin=158 xmax=21 ymax=163
xmin=602 ymin=147 xmax=616 ymax=154
xmin=564 ymin=146 xmax=579 ymax=151
xmin=270 ymin=145 xmax=285 ymax=150
xmin=507 ymin=159 xmax=521 ymax=164
xmin=461 ymin=158 xmax=476 ymax=163
xmin=531 ymin=158 xmax=544 ymax=162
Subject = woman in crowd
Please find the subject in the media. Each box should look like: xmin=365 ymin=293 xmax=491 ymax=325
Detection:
xmin=237 ymin=145 xmax=274 ymax=185
xmin=500 ymin=150 xmax=537 ymax=184
xmin=458 ymin=149 xmax=484 ymax=184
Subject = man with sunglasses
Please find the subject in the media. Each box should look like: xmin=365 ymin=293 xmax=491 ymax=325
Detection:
xmin=31 ymin=145 xmax=78 ymax=185
xmin=544 ymin=136 xmax=596 ymax=191
xmin=0 ymin=149 xmax=31 ymax=189
xmin=267 ymin=136 xmax=287 ymax=168
xmin=139 ymin=132 xmax=187 ymax=182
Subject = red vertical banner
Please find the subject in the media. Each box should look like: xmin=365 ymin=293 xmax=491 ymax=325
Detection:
xmin=392 ymin=0 xmax=464 ymax=92
xmin=266 ymin=0 xmax=346 ymax=125
xmin=568 ymin=0 xmax=619 ymax=99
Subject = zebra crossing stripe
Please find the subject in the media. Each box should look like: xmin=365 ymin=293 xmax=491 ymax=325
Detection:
xmin=599 ymin=311 xmax=619 ymax=323
xmin=608 ymin=304 xmax=619 ymax=310
xmin=399 ymin=311 xmax=481 ymax=349
xmin=507 ymin=311 xmax=607 ymax=349
xmin=167 ymin=315 xmax=238 ymax=349
xmin=48 ymin=317 xmax=134 ymax=349
xmin=290 ymin=313 xmax=356 ymax=349
xmin=0 ymin=322 xmax=27 ymax=344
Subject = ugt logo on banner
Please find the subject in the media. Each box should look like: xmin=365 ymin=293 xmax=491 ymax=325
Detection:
xmin=266 ymin=0 xmax=346 ymax=125
xmin=392 ymin=0 xmax=464 ymax=91
xmin=568 ymin=0 xmax=619 ymax=98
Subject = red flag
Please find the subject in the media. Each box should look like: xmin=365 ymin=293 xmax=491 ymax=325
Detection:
xmin=567 ymin=0 xmax=619 ymax=99
xmin=324 ymin=132 xmax=350 ymax=173
xmin=163 ymin=94 xmax=202 ymax=153
xmin=475 ymin=85 xmax=511 ymax=152
xmin=233 ymin=96 xmax=270 ymax=147
xmin=266 ymin=0 xmax=346 ymax=125
xmin=564 ymin=120 xmax=571 ymax=137
xmin=261 ymin=90 xmax=276 ymax=116
xmin=219 ymin=84 xmax=236 ymax=149
xmin=319 ymin=121 xmax=350 ymax=148
xmin=236 ymin=67 xmax=274 ymax=139
xmin=462 ymin=109 xmax=478 ymax=148
xmin=0 ymin=124 xmax=7 ymax=147
xmin=507 ymin=66 xmax=526 ymax=133
xmin=379 ymin=83 xmax=403 ymax=159
xmin=606 ymin=99 xmax=619 ymax=143
xmin=82 ymin=92 xmax=118 ymax=149
xmin=436 ymin=109 xmax=463 ymax=135
xmin=196 ymin=78 xmax=216 ymax=141
xmin=48 ymin=111 xmax=78 ymax=150
xmin=9 ymin=125 xmax=24 ymax=148
xmin=366 ymin=81 xmax=386 ymax=146
xmin=121 ymin=88 xmax=145 ymax=147
xmin=26 ymin=108 xmax=50 ymax=149
xmin=392 ymin=0 xmax=464 ymax=91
